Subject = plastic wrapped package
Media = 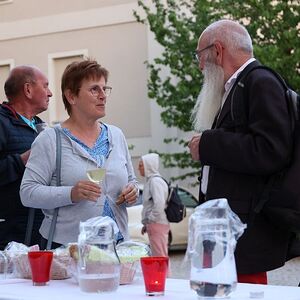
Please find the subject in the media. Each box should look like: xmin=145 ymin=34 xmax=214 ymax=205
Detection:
xmin=116 ymin=241 xmax=150 ymax=284
xmin=69 ymin=218 xmax=151 ymax=286
xmin=4 ymin=241 xmax=72 ymax=280
xmin=186 ymin=198 xmax=246 ymax=299
xmin=0 ymin=250 xmax=8 ymax=279
xmin=77 ymin=216 xmax=121 ymax=293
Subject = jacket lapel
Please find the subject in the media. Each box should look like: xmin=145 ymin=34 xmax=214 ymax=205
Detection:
xmin=215 ymin=96 xmax=231 ymax=128
xmin=215 ymin=60 xmax=261 ymax=128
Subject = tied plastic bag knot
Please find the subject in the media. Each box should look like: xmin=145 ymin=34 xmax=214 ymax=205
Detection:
xmin=187 ymin=198 xmax=246 ymax=257
xmin=77 ymin=216 xmax=121 ymax=293
xmin=78 ymin=216 xmax=119 ymax=245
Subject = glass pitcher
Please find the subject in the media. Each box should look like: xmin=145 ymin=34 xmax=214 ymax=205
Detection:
xmin=187 ymin=199 xmax=246 ymax=299
xmin=77 ymin=216 xmax=120 ymax=293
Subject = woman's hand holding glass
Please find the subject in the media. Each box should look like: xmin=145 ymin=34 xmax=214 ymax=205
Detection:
xmin=70 ymin=180 xmax=101 ymax=203
xmin=76 ymin=157 xmax=106 ymax=204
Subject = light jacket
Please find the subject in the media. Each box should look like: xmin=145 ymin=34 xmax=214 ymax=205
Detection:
xmin=141 ymin=153 xmax=169 ymax=225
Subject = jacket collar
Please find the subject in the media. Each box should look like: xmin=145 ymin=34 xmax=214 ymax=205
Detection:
xmin=215 ymin=60 xmax=261 ymax=127
xmin=0 ymin=102 xmax=44 ymax=125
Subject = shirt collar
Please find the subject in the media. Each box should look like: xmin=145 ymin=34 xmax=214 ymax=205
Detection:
xmin=18 ymin=113 xmax=36 ymax=130
xmin=224 ymin=58 xmax=256 ymax=92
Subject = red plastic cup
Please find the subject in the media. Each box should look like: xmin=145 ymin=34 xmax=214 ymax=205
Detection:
xmin=140 ymin=256 xmax=169 ymax=296
xmin=28 ymin=251 xmax=53 ymax=286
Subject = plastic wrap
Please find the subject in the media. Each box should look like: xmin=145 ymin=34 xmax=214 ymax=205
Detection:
xmin=116 ymin=241 xmax=150 ymax=284
xmin=4 ymin=241 xmax=72 ymax=280
xmin=78 ymin=216 xmax=119 ymax=245
xmin=77 ymin=216 xmax=120 ymax=292
xmin=0 ymin=250 xmax=8 ymax=279
xmin=186 ymin=198 xmax=247 ymax=298
xmin=187 ymin=198 xmax=246 ymax=258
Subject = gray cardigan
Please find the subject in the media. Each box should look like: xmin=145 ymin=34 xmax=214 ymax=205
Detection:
xmin=20 ymin=123 xmax=138 ymax=245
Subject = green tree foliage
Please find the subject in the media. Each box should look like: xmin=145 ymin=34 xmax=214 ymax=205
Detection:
xmin=134 ymin=0 xmax=300 ymax=183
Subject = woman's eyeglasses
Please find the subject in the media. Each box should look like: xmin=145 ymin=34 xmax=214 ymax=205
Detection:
xmin=86 ymin=85 xmax=112 ymax=98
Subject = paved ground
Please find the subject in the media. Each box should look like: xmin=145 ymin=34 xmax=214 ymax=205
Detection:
xmin=169 ymin=250 xmax=300 ymax=287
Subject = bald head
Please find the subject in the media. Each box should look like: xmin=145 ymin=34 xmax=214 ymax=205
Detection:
xmin=4 ymin=65 xmax=42 ymax=101
xmin=200 ymin=19 xmax=253 ymax=56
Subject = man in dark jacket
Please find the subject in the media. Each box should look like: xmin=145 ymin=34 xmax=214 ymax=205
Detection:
xmin=188 ymin=20 xmax=292 ymax=284
xmin=0 ymin=65 xmax=52 ymax=249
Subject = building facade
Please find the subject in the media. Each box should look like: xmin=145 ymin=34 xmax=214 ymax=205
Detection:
xmin=0 ymin=0 xmax=196 ymax=191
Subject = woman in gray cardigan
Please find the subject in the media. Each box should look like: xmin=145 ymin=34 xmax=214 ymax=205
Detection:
xmin=20 ymin=59 xmax=138 ymax=248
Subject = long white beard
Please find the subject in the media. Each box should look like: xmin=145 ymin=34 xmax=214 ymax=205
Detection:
xmin=191 ymin=63 xmax=225 ymax=132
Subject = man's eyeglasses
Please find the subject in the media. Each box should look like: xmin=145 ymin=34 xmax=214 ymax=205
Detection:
xmin=193 ymin=44 xmax=214 ymax=62
xmin=87 ymin=85 xmax=112 ymax=98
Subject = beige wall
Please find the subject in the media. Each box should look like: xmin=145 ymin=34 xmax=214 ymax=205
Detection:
xmin=0 ymin=0 xmax=136 ymax=22
xmin=0 ymin=0 xmax=196 ymax=191
xmin=0 ymin=63 xmax=11 ymax=101
xmin=0 ymin=21 xmax=150 ymax=139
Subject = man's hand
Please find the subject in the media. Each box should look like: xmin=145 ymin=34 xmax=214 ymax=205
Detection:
xmin=20 ymin=150 xmax=31 ymax=165
xmin=71 ymin=180 xmax=101 ymax=203
xmin=188 ymin=134 xmax=201 ymax=161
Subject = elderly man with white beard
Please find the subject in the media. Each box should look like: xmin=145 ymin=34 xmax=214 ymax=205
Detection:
xmin=188 ymin=20 xmax=292 ymax=285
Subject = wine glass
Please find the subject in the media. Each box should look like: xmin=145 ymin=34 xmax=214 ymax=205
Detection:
xmin=86 ymin=167 xmax=106 ymax=184
xmin=86 ymin=155 xmax=106 ymax=186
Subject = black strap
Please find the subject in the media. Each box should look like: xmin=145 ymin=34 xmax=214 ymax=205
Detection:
xmin=231 ymin=64 xmax=295 ymax=129
xmin=24 ymin=207 xmax=35 ymax=246
xmin=148 ymin=175 xmax=170 ymax=202
xmin=230 ymin=64 xmax=297 ymax=220
xmin=24 ymin=127 xmax=61 ymax=249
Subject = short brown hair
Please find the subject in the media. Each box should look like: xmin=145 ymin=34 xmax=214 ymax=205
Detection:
xmin=4 ymin=66 xmax=38 ymax=101
xmin=61 ymin=58 xmax=109 ymax=115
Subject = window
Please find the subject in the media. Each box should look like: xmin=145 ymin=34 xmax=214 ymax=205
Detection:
xmin=0 ymin=0 xmax=13 ymax=5
xmin=0 ymin=59 xmax=14 ymax=101
xmin=47 ymin=49 xmax=88 ymax=125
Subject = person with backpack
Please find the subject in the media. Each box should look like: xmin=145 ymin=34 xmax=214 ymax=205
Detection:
xmin=138 ymin=153 xmax=170 ymax=257
xmin=188 ymin=19 xmax=293 ymax=284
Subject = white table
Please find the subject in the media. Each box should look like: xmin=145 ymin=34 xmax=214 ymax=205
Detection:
xmin=0 ymin=278 xmax=299 ymax=300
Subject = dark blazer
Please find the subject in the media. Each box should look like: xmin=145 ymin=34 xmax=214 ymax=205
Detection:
xmin=0 ymin=103 xmax=43 ymax=249
xmin=199 ymin=60 xmax=293 ymax=274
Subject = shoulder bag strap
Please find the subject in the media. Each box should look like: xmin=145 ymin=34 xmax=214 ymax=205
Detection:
xmin=24 ymin=127 xmax=62 ymax=248
xmin=46 ymin=127 xmax=61 ymax=250
xmin=24 ymin=208 xmax=35 ymax=246
xmin=231 ymin=65 xmax=293 ymax=224
xmin=149 ymin=175 xmax=170 ymax=204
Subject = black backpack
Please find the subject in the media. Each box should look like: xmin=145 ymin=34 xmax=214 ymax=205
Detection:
xmin=150 ymin=176 xmax=186 ymax=223
xmin=231 ymin=64 xmax=300 ymax=259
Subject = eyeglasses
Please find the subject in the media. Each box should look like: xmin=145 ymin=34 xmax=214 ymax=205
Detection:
xmin=86 ymin=85 xmax=112 ymax=98
xmin=193 ymin=44 xmax=214 ymax=62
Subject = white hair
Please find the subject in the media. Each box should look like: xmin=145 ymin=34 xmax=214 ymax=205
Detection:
xmin=191 ymin=62 xmax=225 ymax=132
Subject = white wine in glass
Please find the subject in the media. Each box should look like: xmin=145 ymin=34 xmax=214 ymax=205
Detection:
xmin=86 ymin=168 xmax=106 ymax=184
